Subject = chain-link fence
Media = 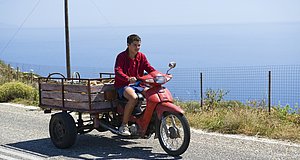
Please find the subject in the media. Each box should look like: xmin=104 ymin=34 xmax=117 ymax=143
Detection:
xmin=5 ymin=61 xmax=300 ymax=109
xmin=167 ymin=65 xmax=300 ymax=110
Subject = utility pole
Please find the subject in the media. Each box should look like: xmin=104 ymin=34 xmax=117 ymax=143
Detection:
xmin=64 ymin=0 xmax=71 ymax=78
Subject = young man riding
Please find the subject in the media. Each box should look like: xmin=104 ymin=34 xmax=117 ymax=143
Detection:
xmin=114 ymin=34 xmax=156 ymax=136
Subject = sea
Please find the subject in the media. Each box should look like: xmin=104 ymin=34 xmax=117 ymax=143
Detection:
xmin=0 ymin=23 xmax=300 ymax=108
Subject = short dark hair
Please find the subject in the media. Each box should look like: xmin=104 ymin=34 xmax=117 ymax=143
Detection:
xmin=127 ymin=34 xmax=141 ymax=44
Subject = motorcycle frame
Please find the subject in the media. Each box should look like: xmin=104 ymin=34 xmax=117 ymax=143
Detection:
xmin=125 ymin=83 xmax=185 ymax=136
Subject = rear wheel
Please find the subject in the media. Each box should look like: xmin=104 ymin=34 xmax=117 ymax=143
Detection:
xmin=158 ymin=112 xmax=190 ymax=156
xmin=49 ymin=112 xmax=77 ymax=148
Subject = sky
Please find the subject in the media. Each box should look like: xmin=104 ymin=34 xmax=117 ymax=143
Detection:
xmin=0 ymin=0 xmax=300 ymax=70
xmin=1 ymin=0 xmax=300 ymax=28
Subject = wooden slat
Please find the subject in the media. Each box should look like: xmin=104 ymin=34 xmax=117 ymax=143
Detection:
xmin=64 ymin=92 xmax=106 ymax=102
xmin=41 ymin=98 xmax=63 ymax=107
xmin=41 ymin=91 xmax=107 ymax=102
xmin=41 ymin=98 xmax=115 ymax=110
xmin=64 ymin=84 xmax=88 ymax=93
xmin=90 ymin=84 xmax=105 ymax=93
xmin=63 ymin=84 xmax=114 ymax=93
xmin=64 ymin=92 xmax=89 ymax=101
xmin=41 ymin=82 xmax=115 ymax=93
xmin=91 ymin=93 xmax=106 ymax=102
xmin=40 ymin=83 xmax=62 ymax=91
xmin=41 ymin=91 xmax=62 ymax=99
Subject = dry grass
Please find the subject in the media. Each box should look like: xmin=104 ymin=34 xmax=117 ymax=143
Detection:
xmin=178 ymin=101 xmax=300 ymax=143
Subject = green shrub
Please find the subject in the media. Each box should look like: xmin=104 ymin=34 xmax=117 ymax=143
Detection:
xmin=0 ymin=82 xmax=38 ymax=102
xmin=204 ymin=88 xmax=229 ymax=109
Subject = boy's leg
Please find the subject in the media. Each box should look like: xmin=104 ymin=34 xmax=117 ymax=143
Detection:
xmin=119 ymin=87 xmax=138 ymax=136
xmin=122 ymin=87 xmax=138 ymax=124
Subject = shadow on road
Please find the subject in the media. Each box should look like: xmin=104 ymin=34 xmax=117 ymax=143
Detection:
xmin=4 ymin=133 xmax=181 ymax=159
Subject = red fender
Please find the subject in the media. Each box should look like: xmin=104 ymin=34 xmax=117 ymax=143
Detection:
xmin=156 ymin=102 xmax=184 ymax=119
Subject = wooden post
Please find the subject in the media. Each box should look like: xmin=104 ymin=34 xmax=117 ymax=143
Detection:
xmin=64 ymin=0 xmax=71 ymax=78
xmin=16 ymin=67 xmax=19 ymax=80
xmin=30 ymin=69 xmax=33 ymax=83
xmin=7 ymin=64 xmax=11 ymax=81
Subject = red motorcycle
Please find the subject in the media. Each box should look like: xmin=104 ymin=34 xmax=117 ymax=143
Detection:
xmin=98 ymin=62 xmax=190 ymax=156
xmin=39 ymin=62 xmax=190 ymax=156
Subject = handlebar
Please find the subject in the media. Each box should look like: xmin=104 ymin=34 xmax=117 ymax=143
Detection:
xmin=136 ymin=71 xmax=173 ymax=86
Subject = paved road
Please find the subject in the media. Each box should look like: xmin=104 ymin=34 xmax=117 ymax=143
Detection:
xmin=1 ymin=103 xmax=300 ymax=160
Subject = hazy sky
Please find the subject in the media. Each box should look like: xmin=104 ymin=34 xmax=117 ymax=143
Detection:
xmin=1 ymin=0 xmax=300 ymax=28
xmin=0 ymin=0 xmax=300 ymax=69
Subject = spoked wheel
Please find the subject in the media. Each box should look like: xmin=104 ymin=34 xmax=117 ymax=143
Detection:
xmin=49 ymin=112 xmax=77 ymax=149
xmin=158 ymin=112 xmax=190 ymax=156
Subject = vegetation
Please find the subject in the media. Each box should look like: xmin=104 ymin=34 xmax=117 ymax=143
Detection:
xmin=1 ymin=60 xmax=300 ymax=143
xmin=0 ymin=81 xmax=39 ymax=105
xmin=176 ymin=89 xmax=300 ymax=143
xmin=0 ymin=60 xmax=39 ymax=105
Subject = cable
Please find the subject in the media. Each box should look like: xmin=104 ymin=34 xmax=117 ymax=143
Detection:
xmin=88 ymin=0 xmax=114 ymax=28
xmin=0 ymin=0 xmax=41 ymax=57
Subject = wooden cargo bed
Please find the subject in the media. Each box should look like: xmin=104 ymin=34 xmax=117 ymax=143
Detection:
xmin=38 ymin=77 xmax=117 ymax=113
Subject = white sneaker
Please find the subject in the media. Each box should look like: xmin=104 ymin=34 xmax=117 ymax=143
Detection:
xmin=119 ymin=124 xmax=131 ymax=136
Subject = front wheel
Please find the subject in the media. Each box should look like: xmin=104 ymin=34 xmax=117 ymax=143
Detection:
xmin=158 ymin=112 xmax=190 ymax=156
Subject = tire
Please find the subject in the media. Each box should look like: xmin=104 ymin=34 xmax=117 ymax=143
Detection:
xmin=49 ymin=112 xmax=77 ymax=149
xmin=158 ymin=112 xmax=190 ymax=156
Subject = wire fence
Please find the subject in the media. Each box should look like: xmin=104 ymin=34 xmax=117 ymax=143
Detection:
xmin=4 ymin=61 xmax=300 ymax=109
xmin=167 ymin=65 xmax=300 ymax=111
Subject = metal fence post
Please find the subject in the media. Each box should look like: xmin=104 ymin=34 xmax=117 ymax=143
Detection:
xmin=268 ymin=71 xmax=271 ymax=113
xmin=200 ymin=72 xmax=203 ymax=108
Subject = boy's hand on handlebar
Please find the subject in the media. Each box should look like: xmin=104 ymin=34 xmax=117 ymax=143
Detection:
xmin=128 ymin=77 xmax=137 ymax=83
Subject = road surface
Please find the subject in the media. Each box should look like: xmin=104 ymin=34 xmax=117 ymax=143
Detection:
xmin=1 ymin=103 xmax=300 ymax=159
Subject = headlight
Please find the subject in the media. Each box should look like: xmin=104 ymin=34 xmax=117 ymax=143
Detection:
xmin=155 ymin=75 xmax=167 ymax=84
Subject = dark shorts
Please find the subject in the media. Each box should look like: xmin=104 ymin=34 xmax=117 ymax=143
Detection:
xmin=116 ymin=83 xmax=144 ymax=99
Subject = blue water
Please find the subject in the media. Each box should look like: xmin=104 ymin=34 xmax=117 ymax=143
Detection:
xmin=1 ymin=23 xmax=300 ymax=108
xmin=1 ymin=23 xmax=300 ymax=68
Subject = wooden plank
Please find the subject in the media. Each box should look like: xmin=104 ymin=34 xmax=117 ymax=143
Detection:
xmin=41 ymin=98 xmax=63 ymax=107
xmin=64 ymin=92 xmax=89 ymax=101
xmin=64 ymin=92 xmax=105 ymax=102
xmin=64 ymin=101 xmax=115 ymax=110
xmin=40 ymin=98 xmax=116 ymax=110
xmin=41 ymin=91 xmax=62 ymax=99
xmin=64 ymin=84 xmax=88 ymax=93
xmin=41 ymin=91 xmax=106 ymax=102
xmin=91 ymin=93 xmax=106 ymax=101
xmin=89 ymin=83 xmax=115 ymax=93
xmin=41 ymin=82 xmax=115 ymax=92
xmin=64 ymin=101 xmax=88 ymax=109
xmin=90 ymin=84 xmax=105 ymax=93
xmin=40 ymin=83 xmax=62 ymax=91
xmin=62 ymin=84 xmax=111 ymax=93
